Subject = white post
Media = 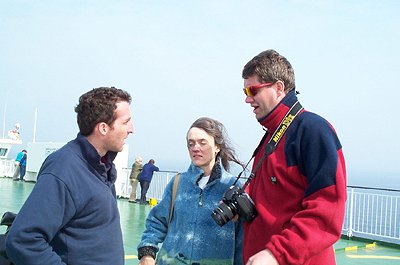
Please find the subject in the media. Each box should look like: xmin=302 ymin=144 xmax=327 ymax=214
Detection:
xmin=33 ymin=107 xmax=38 ymax=143
xmin=347 ymin=188 xmax=355 ymax=238
xmin=2 ymin=100 xmax=7 ymax=139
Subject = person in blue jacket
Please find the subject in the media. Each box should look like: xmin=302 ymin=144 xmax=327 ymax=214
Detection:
xmin=18 ymin=150 xmax=27 ymax=181
xmin=5 ymin=87 xmax=134 ymax=265
xmin=138 ymin=159 xmax=160 ymax=204
xmin=12 ymin=149 xmax=27 ymax=181
xmin=137 ymin=117 xmax=244 ymax=265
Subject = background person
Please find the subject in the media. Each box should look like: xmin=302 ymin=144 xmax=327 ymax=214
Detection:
xmin=11 ymin=160 xmax=20 ymax=180
xmin=137 ymin=117 xmax=243 ymax=265
xmin=138 ymin=159 xmax=159 ymax=204
xmin=129 ymin=155 xmax=143 ymax=203
xmin=18 ymin=150 xmax=27 ymax=181
xmin=12 ymin=149 xmax=26 ymax=180
xmin=6 ymin=87 xmax=134 ymax=265
xmin=241 ymin=49 xmax=347 ymax=265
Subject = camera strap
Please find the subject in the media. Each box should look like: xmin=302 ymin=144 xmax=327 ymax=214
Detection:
xmin=263 ymin=100 xmax=303 ymax=155
xmin=240 ymin=100 xmax=303 ymax=189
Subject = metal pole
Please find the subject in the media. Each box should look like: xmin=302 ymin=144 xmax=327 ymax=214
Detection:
xmin=2 ymin=100 xmax=7 ymax=139
xmin=347 ymin=188 xmax=355 ymax=238
xmin=33 ymin=107 xmax=38 ymax=143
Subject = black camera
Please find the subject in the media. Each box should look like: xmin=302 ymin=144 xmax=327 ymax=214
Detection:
xmin=211 ymin=185 xmax=257 ymax=226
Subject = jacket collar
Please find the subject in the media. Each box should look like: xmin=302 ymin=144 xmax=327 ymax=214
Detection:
xmin=258 ymin=90 xmax=299 ymax=133
xmin=186 ymin=159 xmax=228 ymax=186
xmin=75 ymin=133 xmax=118 ymax=184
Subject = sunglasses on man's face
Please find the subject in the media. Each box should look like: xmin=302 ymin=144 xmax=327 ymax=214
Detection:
xmin=243 ymin=82 xmax=274 ymax=97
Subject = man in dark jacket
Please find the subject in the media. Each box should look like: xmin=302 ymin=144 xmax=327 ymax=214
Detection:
xmin=6 ymin=87 xmax=134 ymax=265
xmin=138 ymin=159 xmax=159 ymax=204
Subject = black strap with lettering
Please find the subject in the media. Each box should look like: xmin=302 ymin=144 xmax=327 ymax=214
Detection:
xmin=236 ymin=101 xmax=303 ymax=190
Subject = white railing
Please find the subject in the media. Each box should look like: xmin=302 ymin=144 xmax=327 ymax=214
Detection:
xmin=0 ymin=159 xmax=15 ymax=178
xmin=118 ymin=168 xmax=179 ymax=201
xmin=343 ymin=186 xmax=400 ymax=244
xmin=0 ymin=160 xmax=178 ymax=200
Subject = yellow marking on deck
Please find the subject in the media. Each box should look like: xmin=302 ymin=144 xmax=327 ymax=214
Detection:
xmin=366 ymin=242 xmax=377 ymax=248
xmin=346 ymin=255 xmax=400 ymax=260
xmin=125 ymin=255 xmax=138 ymax=259
xmin=334 ymin=242 xmax=377 ymax=253
xmin=345 ymin=246 xmax=358 ymax=251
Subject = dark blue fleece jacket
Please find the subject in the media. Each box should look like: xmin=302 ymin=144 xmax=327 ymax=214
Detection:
xmin=6 ymin=134 xmax=124 ymax=265
xmin=139 ymin=163 xmax=159 ymax=182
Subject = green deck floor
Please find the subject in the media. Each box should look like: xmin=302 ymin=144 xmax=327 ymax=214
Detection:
xmin=1 ymin=177 xmax=399 ymax=265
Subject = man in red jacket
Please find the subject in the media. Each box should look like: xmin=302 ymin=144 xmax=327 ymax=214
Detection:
xmin=241 ymin=49 xmax=347 ymax=265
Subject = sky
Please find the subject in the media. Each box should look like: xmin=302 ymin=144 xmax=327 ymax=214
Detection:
xmin=1 ymin=0 xmax=399 ymax=189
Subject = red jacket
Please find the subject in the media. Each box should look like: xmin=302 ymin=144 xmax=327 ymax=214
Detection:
xmin=243 ymin=91 xmax=347 ymax=265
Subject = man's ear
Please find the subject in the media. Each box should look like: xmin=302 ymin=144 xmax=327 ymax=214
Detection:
xmin=96 ymin=122 xmax=108 ymax=136
xmin=275 ymin=80 xmax=286 ymax=97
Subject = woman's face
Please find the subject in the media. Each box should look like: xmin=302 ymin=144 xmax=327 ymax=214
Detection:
xmin=187 ymin=127 xmax=220 ymax=174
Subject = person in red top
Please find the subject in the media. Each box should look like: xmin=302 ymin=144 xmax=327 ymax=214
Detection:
xmin=241 ymin=49 xmax=347 ymax=265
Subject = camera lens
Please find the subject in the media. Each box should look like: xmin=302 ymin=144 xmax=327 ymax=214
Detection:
xmin=211 ymin=202 xmax=236 ymax=227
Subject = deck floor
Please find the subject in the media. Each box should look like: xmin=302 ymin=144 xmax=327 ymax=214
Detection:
xmin=1 ymin=177 xmax=399 ymax=265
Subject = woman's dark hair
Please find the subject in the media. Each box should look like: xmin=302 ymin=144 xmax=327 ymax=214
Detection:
xmin=189 ymin=117 xmax=243 ymax=172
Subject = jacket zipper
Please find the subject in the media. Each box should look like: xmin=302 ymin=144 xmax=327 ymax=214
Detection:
xmin=198 ymin=190 xmax=203 ymax=206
